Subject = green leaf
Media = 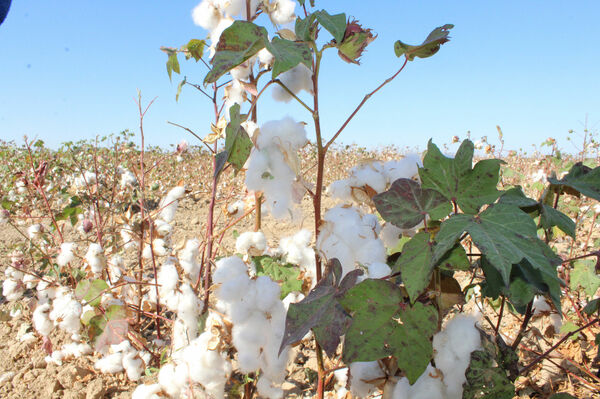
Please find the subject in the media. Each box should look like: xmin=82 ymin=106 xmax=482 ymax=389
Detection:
xmin=340 ymin=282 xmax=437 ymax=384
xmin=90 ymin=304 xmax=129 ymax=351
xmin=540 ymin=204 xmax=576 ymax=238
xmin=185 ymin=39 xmax=205 ymax=61
xmin=1 ymin=199 xmax=13 ymax=210
xmin=498 ymin=187 xmax=541 ymax=209
xmin=74 ymin=279 xmax=109 ymax=307
xmin=373 ymin=178 xmax=451 ymax=229
xmin=266 ymin=37 xmax=312 ymax=79
xmin=205 ymin=21 xmax=268 ymax=84
xmin=463 ymin=333 xmax=515 ymax=399
xmin=313 ymin=10 xmax=346 ymax=43
xmin=436 ymin=244 xmax=470 ymax=271
xmin=394 ymin=232 xmax=434 ymax=303
xmin=214 ymin=151 xmax=228 ymax=179
xmin=433 ymin=204 xmax=562 ymax=303
xmin=419 ymin=140 xmax=504 ymax=214
xmin=560 ymin=321 xmax=580 ymax=340
xmin=583 ymin=298 xmax=600 ymax=316
xmin=166 ymin=53 xmax=180 ymax=82
xmin=548 ymin=162 xmax=600 ymax=201
xmin=175 ymin=77 xmax=186 ymax=102
xmin=295 ymin=14 xmax=317 ymax=42
xmin=224 ymin=104 xmax=252 ymax=172
xmin=570 ymin=259 xmax=600 ymax=297
xmin=280 ymin=259 xmax=363 ymax=357
xmin=252 ymin=255 xmax=303 ymax=299
xmin=394 ymin=24 xmax=453 ymax=61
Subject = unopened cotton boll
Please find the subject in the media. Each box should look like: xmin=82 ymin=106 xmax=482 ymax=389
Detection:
xmin=56 ymin=242 xmax=76 ymax=267
xmin=269 ymin=0 xmax=296 ymax=25
xmin=272 ymin=64 xmax=313 ymax=102
xmin=85 ymin=243 xmax=106 ymax=275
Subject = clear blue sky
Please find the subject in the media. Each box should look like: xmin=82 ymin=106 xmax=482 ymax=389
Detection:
xmin=1 ymin=1 xmax=599 ymax=152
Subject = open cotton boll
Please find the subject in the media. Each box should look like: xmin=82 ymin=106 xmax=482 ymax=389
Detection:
xmin=533 ymin=295 xmax=552 ymax=315
xmin=328 ymin=179 xmax=353 ymax=202
xmin=33 ymin=303 xmax=53 ymax=336
xmin=132 ymin=383 xmax=162 ymax=399
xmin=56 ymin=242 xmax=76 ymax=267
xmin=368 ymin=262 xmax=391 ymax=279
xmin=226 ymin=199 xmax=245 ymax=218
xmin=192 ymin=0 xmax=222 ymax=30
xmin=95 ymin=352 xmax=124 ymax=373
xmin=272 ymin=64 xmax=313 ymax=102
xmin=391 ymin=365 xmax=445 ymax=399
xmin=3 ymin=279 xmax=23 ymax=301
xmin=349 ymin=361 xmax=385 ymax=397
xmin=120 ymin=169 xmax=137 ymax=188
xmin=49 ymin=290 xmax=82 ymax=334
xmin=257 ymin=376 xmax=284 ymax=399
xmin=28 ymin=224 xmax=42 ymax=240
xmin=235 ymin=231 xmax=267 ymax=255
xmin=383 ymin=154 xmax=422 ymax=183
xmin=158 ymin=186 xmax=185 ymax=223
xmin=37 ymin=281 xmax=57 ymax=305
xmin=254 ymin=276 xmax=281 ymax=312
xmin=158 ymin=363 xmax=189 ymax=398
xmin=352 ymin=163 xmax=388 ymax=193
xmin=154 ymin=219 xmax=173 ymax=238
xmin=380 ymin=223 xmax=403 ymax=248
xmin=213 ymin=256 xmax=248 ymax=284
xmin=85 ymin=243 xmax=106 ymax=275
xmin=230 ymin=60 xmax=254 ymax=81
xmin=269 ymin=0 xmax=296 ymax=25
xmin=108 ymin=254 xmax=124 ymax=282
xmin=258 ymin=48 xmax=274 ymax=68
xmin=224 ymin=79 xmax=247 ymax=114
xmin=257 ymin=116 xmax=308 ymax=150
xmin=123 ymin=351 xmax=144 ymax=381
xmin=45 ymin=350 xmax=65 ymax=366
xmin=179 ymin=239 xmax=201 ymax=281
xmin=62 ymin=342 xmax=92 ymax=358
xmin=158 ymin=260 xmax=180 ymax=294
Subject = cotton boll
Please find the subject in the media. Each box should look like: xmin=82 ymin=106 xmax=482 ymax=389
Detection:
xmin=533 ymin=295 xmax=551 ymax=315
xmin=352 ymin=163 xmax=387 ymax=193
xmin=158 ymin=261 xmax=179 ymax=295
xmin=380 ymin=223 xmax=403 ymax=248
xmin=28 ymin=224 xmax=42 ymax=240
xmin=254 ymin=276 xmax=281 ymax=312
xmin=37 ymin=281 xmax=57 ymax=305
xmin=56 ymin=242 xmax=76 ymax=267
xmin=158 ymin=363 xmax=186 ymax=398
xmin=95 ymin=352 xmax=124 ymax=374
xmin=257 ymin=376 xmax=284 ymax=399
xmin=45 ymin=350 xmax=65 ymax=366
xmin=225 ymin=79 xmax=248 ymax=114
xmin=179 ymin=239 xmax=201 ymax=281
xmin=408 ymin=365 xmax=445 ymax=399
xmin=154 ymin=219 xmax=173 ymax=238
xmin=213 ymin=256 xmax=248 ymax=284
xmin=108 ymin=254 xmax=124 ymax=282
xmin=226 ymin=199 xmax=246 ymax=218
xmin=368 ymin=262 xmax=391 ymax=279
xmin=258 ymin=48 xmax=274 ymax=68
xmin=328 ymin=179 xmax=353 ymax=202
xmin=349 ymin=361 xmax=385 ymax=397
xmin=85 ymin=243 xmax=106 ymax=275
xmin=158 ymin=186 xmax=185 ymax=223
xmin=233 ymin=311 xmax=269 ymax=349
xmin=272 ymin=64 xmax=313 ymax=102
xmin=49 ymin=288 xmax=82 ymax=334
xmin=208 ymin=17 xmax=234 ymax=57
xmin=235 ymin=231 xmax=267 ymax=255
xmin=216 ymin=273 xmax=251 ymax=303
xmin=62 ymin=342 xmax=92 ymax=358
xmin=123 ymin=352 xmax=144 ymax=381
xmin=3 ymin=279 xmax=23 ymax=301
xmin=131 ymin=383 xmax=162 ymax=399
xmin=355 ymin=237 xmax=386 ymax=266
xmin=120 ymin=169 xmax=137 ymax=188
xmin=192 ymin=0 xmax=222 ymax=31
xmin=33 ymin=304 xmax=53 ymax=336
xmin=383 ymin=154 xmax=422 ymax=183
xmin=19 ymin=332 xmax=36 ymax=343
xmin=230 ymin=60 xmax=254 ymax=81
xmin=269 ymin=0 xmax=296 ymax=25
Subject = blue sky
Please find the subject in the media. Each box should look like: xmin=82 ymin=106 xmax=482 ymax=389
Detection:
xmin=1 ymin=1 xmax=599 ymax=153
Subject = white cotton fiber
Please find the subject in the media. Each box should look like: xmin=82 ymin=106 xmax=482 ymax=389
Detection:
xmin=123 ymin=352 xmax=144 ymax=381
xmin=213 ymin=256 xmax=248 ymax=284
xmin=2 ymin=279 xmax=23 ymax=301
xmin=272 ymin=64 xmax=313 ymax=102
xmin=383 ymin=154 xmax=422 ymax=183
xmin=85 ymin=243 xmax=106 ymax=275
xmin=56 ymin=242 xmax=76 ymax=267
xmin=33 ymin=303 xmax=53 ymax=336
xmin=158 ymin=186 xmax=185 ymax=223
xmin=95 ymin=352 xmax=125 ymax=374
xmin=131 ymin=383 xmax=162 ymax=399
xmin=254 ymin=276 xmax=281 ymax=312
xmin=235 ymin=231 xmax=266 ymax=255
xmin=269 ymin=0 xmax=296 ymax=25
xmin=349 ymin=361 xmax=385 ymax=397
xmin=192 ymin=0 xmax=222 ymax=31
xmin=179 ymin=238 xmax=201 ymax=281
xmin=368 ymin=262 xmax=391 ymax=279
